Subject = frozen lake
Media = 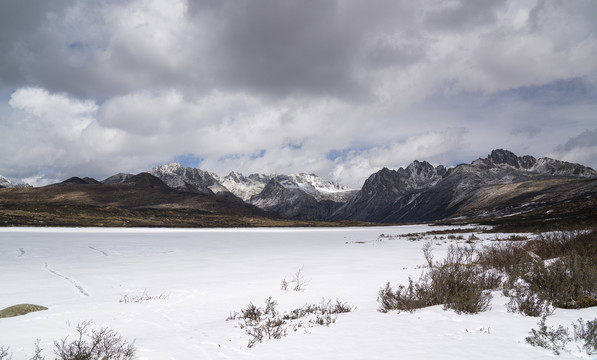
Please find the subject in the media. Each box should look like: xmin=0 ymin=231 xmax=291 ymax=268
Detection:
xmin=0 ymin=226 xmax=593 ymax=359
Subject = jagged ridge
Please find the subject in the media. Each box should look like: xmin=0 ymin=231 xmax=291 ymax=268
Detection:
xmin=331 ymin=149 xmax=597 ymax=223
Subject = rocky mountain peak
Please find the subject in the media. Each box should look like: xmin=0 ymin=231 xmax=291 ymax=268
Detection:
xmin=123 ymin=172 xmax=173 ymax=190
xmin=61 ymin=177 xmax=100 ymax=185
xmin=0 ymin=174 xmax=13 ymax=188
xmin=334 ymin=149 xmax=597 ymax=223
xmin=488 ymin=149 xmax=522 ymax=167
xmin=361 ymin=168 xmax=401 ymax=196
xmin=101 ymin=173 xmax=134 ymax=184
xmin=0 ymin=174 xmax=32 ymax=188
xmin=149 ymin=163 xmax=227 ymax=195
xmin=224 ymin=171 xmax=245 ymax=184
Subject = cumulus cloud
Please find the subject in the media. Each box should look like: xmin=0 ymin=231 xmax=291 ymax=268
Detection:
xmin=329 ymin=128 xmax=467 ymax=187
xmin=549 ymin=128 xmax=597 ymax=169
xmin=0 ymin=0 xmax=596 ymax=187
xmin=0 ymin=88 xmax=98 ymax=183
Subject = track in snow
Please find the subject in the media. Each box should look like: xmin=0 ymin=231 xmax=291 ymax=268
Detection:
xmin=45 ymin=263 xmax=90 ymax=296
xmin=89 ymin=246 xmax=108 ymax=256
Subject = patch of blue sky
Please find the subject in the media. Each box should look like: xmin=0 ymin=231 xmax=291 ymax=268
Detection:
xmin=422 ymin=77 xmax=595 ymax=113
xmin=283 ymin=139 xmax=304 ymax=150
xmin=499 ymin=77 xmax=595 ymax=106
xmin=0 ymin=91 xmax=15 ymax=117
xmin=68 ymin=41 xmax=88 ymax=51
xmin=326 ymin=145 xmax=372 ymax=162
xmin=0 ymin=89 xmax=16 ymax=102
xmin=326 ymin=148 xmax=352 ymax=161
xmin=173 ymin=154 xmax=203 ymax=168
xmin=250 ymin=149 xmax=266 ymax=159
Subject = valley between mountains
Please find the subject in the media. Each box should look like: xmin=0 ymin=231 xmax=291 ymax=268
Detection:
xmin=1 ymin=149 xmax=596 ymax=229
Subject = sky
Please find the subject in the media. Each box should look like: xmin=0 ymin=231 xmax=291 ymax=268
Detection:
xmin=0 ymin=0 xmax=596 ymax=188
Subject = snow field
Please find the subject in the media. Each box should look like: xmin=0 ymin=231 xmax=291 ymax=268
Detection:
xmin=0 ymin=226 xmax=595 ymax=359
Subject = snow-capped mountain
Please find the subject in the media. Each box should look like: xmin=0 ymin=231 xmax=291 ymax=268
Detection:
xmin=285 ymin=173 xmax=355 ymax=201
xmin=148 ymin=163 xmax=233 ymax=197
xmin=0 ymin=174 xmax=31 ymax=188
xmin=0 ymin=175 xmax=12 ymax=188
xmin=331 ymin=149 xmax=597 ymax=223
xmin=101 ymin=173 xmax=134 ymax=184
xmin=99 ymin=164 xmax=353 ymax=220
xmin=91 ymin=149 xmax=596 ymax=224
xmin=218 ymin=172 xmax=271 ymax=202
xmin=330 ymin=160 xmax=447 ymax=222
xmin=214 ymin=172 xmax=356 ymax=220
xmin=218 ymin=171 xmax=356 ymax=220
xmin=218 ymin=172 xmax=354 ymax=202
xmin=142 ymin=164 xmax=356 ymax=219
xmin=245 ymin=176 xmax=356 ymax=220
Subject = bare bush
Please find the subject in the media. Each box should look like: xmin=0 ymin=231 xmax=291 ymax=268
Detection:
xmin=526 ymin=315 xmax=571 ymax=355
xmin=505 ymin=281 xmax=553 ymax=317
xmin=572 ymin=318 xmax=597 ymax=355
xmin=119 ymin=290 xmax=169 ymax=304
xmin=246 ymin=318 xmax=287 ymax=348
xmin=525 ymin=316 xmax=597 ymax=356
xmin=281 ymin=266 xmax=309 ymax=291
xmin=0 ymin=346 xmax=12 ymax=360
xmin=228 ymin=297 xmax=352 ymax=348
xmin=504 ymin=250 xmax=597 ymax=314
xmin=477 ymin=228 xmax=597 ymax=315
xmin=54 ymin=321 xmax=136 ymax=360
xmin=527 ymin=231 xmax=594 ymax=259
xmin=378 ymin=243 xmax=493 ymax=314
xmin=477 ymin=241 xmax=531 ymax=277
xmin=31 ymin=340 xmax=44 ymax=360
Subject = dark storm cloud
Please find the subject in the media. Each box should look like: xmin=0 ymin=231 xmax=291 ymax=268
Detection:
xmin=0 ymin=0 xmax=596 ymax=186
xmin=212 ymin=0 xmax=362 ymax=98
xmin=195 ymin=0 xmax=422 ymax=99
xmin=0 ymin=0 xmax=75 ymax=90
xmin=0 ymin=0 xmax=427 ymax=101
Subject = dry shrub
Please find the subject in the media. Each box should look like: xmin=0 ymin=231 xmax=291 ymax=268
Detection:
xmin=526 ymin=229 xmax=597 ymax=259
xmin=477 ymin=241 xmax=530 ymax=276
xmin=572 ymin=318 xmax=597 ymax=355
xmin=0 ymin=346 xmax=11 ymax=360
xmin=526 ymin=315 xmax=571 ymax=355
xmin=228 ymin=297 xmax=352 ymax=348
xmin=54 ymin=321 xmax=136 ymax=360
xmin=379 ymin=228 xmax=597 ymax=317
xmin=526 ymin=316 xmax=597 ymax=355
xmin=378 ymin=243 xmax=493 ymax=314
xmin=478 ymin=228 xmax=597 ymax=315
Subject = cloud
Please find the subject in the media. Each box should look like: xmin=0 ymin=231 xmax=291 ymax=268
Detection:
xmin=0 ymin=0 xmax=596 ymax=188
xmin=549 ymin=128 xmax=597 ymax=169
xmin=0 ymin=88 xmax=98 ymax=183
xmin=423 ymin=0 xmax=508 ymax=32
xmin=328 ymin=128 xmax=467 ymax=187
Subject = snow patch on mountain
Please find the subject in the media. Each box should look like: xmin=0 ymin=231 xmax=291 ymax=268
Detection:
xmin=219 ymin=171 xmax=355 ymax=203
xmin=0 ymin=174 xmax=11 ymax=188
xmin=332 ymin=149 xmax=597 ymax=223
xmin=219 ymin=172 xmax=270 ymax=202
xmin=101 ymin=173 xmax=134 ymax=184
xmin=0 ymin=174 xmax=31 ymax=188
xmin=149 ymin=163 xmax=231 ymax=195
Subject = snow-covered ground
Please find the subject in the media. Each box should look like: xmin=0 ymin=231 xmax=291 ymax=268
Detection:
xmin=0 ymin=226 xmax=594 ymax=359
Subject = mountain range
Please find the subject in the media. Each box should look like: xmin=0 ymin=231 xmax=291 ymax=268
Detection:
xmin=330 ymin=150 xmax=597 ymax=226
xmin=1 ymin=149 xmax=596 ymax=228
xmin=105 ymin=163 xmax=357 ymax=221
